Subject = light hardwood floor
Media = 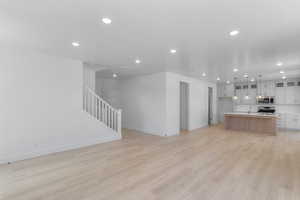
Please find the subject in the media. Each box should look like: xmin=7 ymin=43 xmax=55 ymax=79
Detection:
xmin=1 ymin=125 xmax=300 ymax=200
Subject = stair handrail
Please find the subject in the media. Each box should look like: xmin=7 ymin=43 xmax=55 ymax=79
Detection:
xmin=84 ymin=86 xmax=118 ymax=111
xmin=83 ymin=85 xmax=122 ymax=134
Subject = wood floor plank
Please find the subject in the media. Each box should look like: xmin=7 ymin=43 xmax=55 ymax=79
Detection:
xmin=1 ymin=126 xmax=300 ymax=200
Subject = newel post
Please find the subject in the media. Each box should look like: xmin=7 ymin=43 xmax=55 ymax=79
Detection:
xmin=117 ymin=109 xmax=122 ymax=135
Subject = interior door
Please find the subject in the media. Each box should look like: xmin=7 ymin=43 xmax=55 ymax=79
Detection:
xmin=208 ymin=87 xmax=213 ymax=125
xmin=180 ymin=82 xmax=189 ymax=131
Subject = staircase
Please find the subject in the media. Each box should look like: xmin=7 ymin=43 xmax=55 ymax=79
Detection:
xmin=83 ymin=85 xmax=122 ymax=134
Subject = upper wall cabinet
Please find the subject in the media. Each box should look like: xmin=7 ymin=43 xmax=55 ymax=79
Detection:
xmin=275 ymin=82 xmax=286 ymax=104
xmin=285 ymin=81 xmax=300 ymax=104
xmin=217 ymin=83 xmax=234 ymax=98
xmin=225 ymin=84 xmax=234 ymax=97
xmin=260 ymin=81 xmax=275 ymax=97
xmin=217 ymin=84 xmax=225 ymax=98
xmin=218 ymin=78 xmax=300 ymax=105
xmin=234 ymin=87 xmax=256 ymax=105
xmin=275 ymin=79 xmax=300 ymax=105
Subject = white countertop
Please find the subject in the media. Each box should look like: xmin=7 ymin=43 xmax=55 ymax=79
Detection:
xmin=224 ymin=112 xmax=278 ymax=118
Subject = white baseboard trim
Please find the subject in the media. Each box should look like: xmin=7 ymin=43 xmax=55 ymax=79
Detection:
xmin=0 ymin=135 xmax=121 ymax=165
xmin=189 ymin=123 xmax=208 ymax=131
xmin=123 ymin=127 xmax=165 ymax=137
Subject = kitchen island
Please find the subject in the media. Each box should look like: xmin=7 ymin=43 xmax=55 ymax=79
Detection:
xmin=224 ymin=113 xmax=277 ymax=135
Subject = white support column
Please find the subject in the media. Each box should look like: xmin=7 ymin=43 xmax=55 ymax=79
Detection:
xmin=117 ymin=109 xmax=122 ymax=135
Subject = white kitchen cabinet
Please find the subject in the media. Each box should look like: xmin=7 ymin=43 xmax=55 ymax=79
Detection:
xmin=234 ymin=86 xmax=256 ymax=105
xmin=230 ymin=79 xmax=299 ymax=106
xmin=268 ymin=81 xmax=276 ymax=96
xmin=277 ymin=113 xmax=300 ymax=130
xmin=285 ymin=85 xmax=300 ymax=105
xmin=295 ymin=87 xmax=300 ymax=104
xmin=242 ymin=89 xmax=256 ymax=105
xmin=274 ymin=79 xmax=300 ymax=105
xmin=217 ymin=83 xmax=234 ymax=98
xmin=276 ymin=113 xmax=285 ymax=129
xmin=224 ymin=84 xmax=234 ymax=97
xmin=261 ymin=82 xmax=268 ymax=97
xmin=275 ymin=86 xmax=286 ymax=104
xmin=249 ymin=89 xmax=257 ymax=104
xmin=259 ymin=80 xmax=275 ymax=97
xmin=235 ymin=89 xmax=244 ymax=104
xmin=217 ymin=84 xmax=225 ymax=98
xmin=285 ymin=113 xmax=300 ymax=130
xmin=286 ymin=87 xmax=296 ymax=104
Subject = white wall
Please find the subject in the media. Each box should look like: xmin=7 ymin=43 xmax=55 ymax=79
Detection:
xmin=166 ymin=72 xmax=217 ymax=136
xmin=119 ymin=73 xmax=166 ymax=136
xmin=83 ymin=64 xmax=96 ymax=91
xmin=116 ymin=72 xmax=217 ymax=137
xmin=0 ymin=50 xmax=121 ymax=164
xmin=95 ymin=77 xmax=120 ymax=108
xmin=218 ymin=98 xmax=234 ymax=122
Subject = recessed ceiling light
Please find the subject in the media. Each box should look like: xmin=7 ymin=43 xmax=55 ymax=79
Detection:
xmin=230 ymin=30 xmax=239 ymax=36
xmin=135 ymin=59 xmax=141 ymax=64
xmin=279 ymin=70 xmax=285 ymax=74
xmin=72 ymin=42 xmax=80 ymax=47
xmin=102 ymin=17 xmax=112 ymax=24
xmin=226 ymin=80 xmax=230 ymax=84
xmin=217 ymin=77 xmax=220 ymax=81
xmin=170 ymin=49 xmax=177 ymax=54
xmin=282 ymin=76 xmax=286 ymax=79
xmin=202 ymin=72 xmax=206 ymax=77
xmin=113 ymin=73 xmax=117 ymax=78
xmin=250 ymin=78 xmax=255 ymax=82
xmin=243 ymin=74 xmax=248 ymax=78
xmin=233 ymin=68 xmax=239 ymax=72
xmin=277 ymin=62 xmax=283 ymax=66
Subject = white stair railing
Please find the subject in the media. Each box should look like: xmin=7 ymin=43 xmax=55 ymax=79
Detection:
xmin=83 ymin=86 xmax=122 ymax=134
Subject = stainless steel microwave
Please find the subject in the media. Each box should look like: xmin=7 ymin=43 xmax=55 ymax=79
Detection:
xmin=257 ymin=97 xmax=275 ymax=104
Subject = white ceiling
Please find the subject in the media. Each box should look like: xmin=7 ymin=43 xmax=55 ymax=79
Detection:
xmin=1 ymin=0 xmax=300 ymax=82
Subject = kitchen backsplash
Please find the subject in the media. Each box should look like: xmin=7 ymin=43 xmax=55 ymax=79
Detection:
xmin=234 ymin=104 xmax=300 ymax=114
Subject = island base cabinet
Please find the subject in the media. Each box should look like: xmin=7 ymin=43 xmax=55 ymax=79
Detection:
xmin=224 ymin=114 xmax=277 ymax=135
xmin=248 ymin=118 xmax=276 ymax=134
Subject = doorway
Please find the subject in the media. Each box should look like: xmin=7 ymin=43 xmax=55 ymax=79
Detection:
xmin=208 ymin=87 xmax=213 ymax=126
xmin=180 ymin=82 xmax=189 ymax=132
